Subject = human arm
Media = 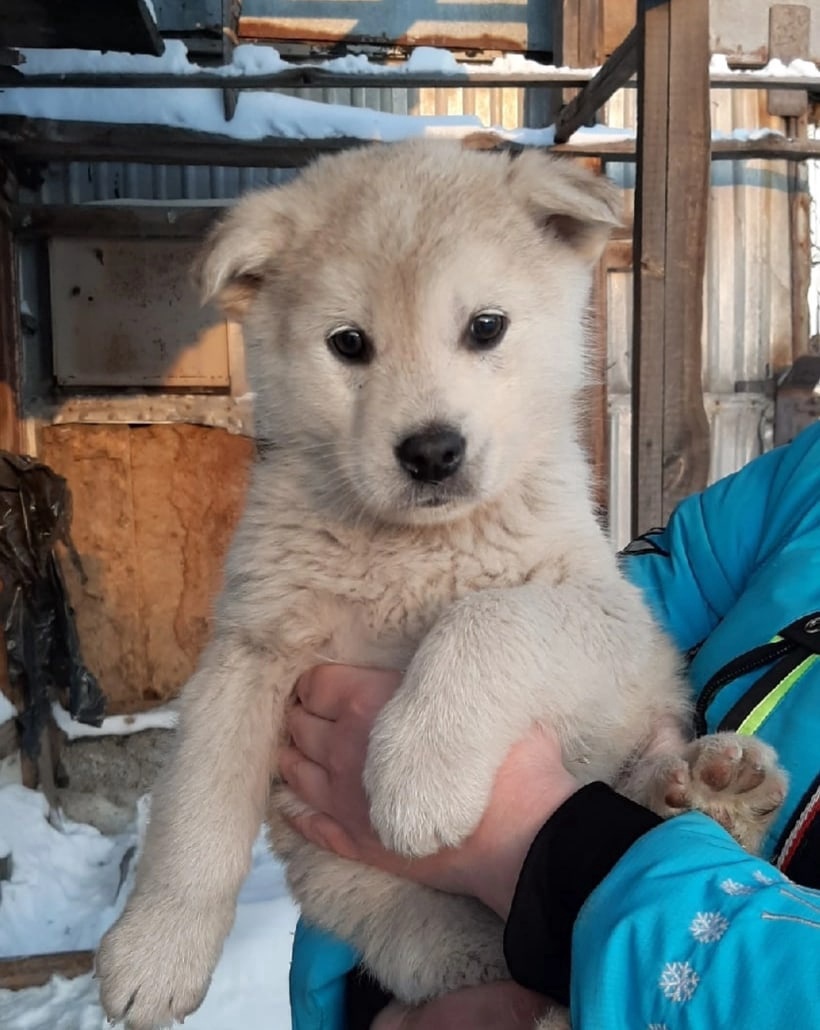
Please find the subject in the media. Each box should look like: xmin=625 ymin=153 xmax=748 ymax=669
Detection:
xmin=285 ymin=663 xmax=820 ymax=1029
xmin=621 ymin=421 xmax=820 ymax=652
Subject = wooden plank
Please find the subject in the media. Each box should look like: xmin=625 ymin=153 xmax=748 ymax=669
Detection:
xmin=2 ymin=119 xmax=819 ymax=170
xmin=13 ymin=204 xmax=224 ymax=239
xmin=0 ymin=950 xmax=94 ymax=990
xmin=631 ymin=0 xmax=711 ymax=534
xmin=237 ymin=10 xmax=551 ymax=54
xmin=769 ymin=5 xmax=810 ymax=117
xmin=601 ymin=0 xmax=637 ymax=58
xmin=37 ymin=427 xmax=147 ymax=713
xmin=554 ymin=0 xmax=582 ymax=106
xmin=0 ymin=0 xmax=163 ymax=56
xmin=0 ymin=162 xmax=23 ymax=455
xmin=554 ymin=25 xmax=638 ymax=143
xmin=789 ymin=157 xmax=812 ymax=359
xmin=39 ymin=424 xmax=253 ymax=713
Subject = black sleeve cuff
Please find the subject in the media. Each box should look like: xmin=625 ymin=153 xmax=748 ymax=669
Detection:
xmin=345 ymin=964 xmax=393 ymax=1030
xmin=503 ymin=781 xmax=662 ymax=1005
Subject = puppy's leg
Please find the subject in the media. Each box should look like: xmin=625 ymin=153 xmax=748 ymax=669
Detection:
xmin=363 ymin=583 xmax=636 ymax=858
xmin=636 ymin=732 xmax=787 ymax=853
xmin=274 ymin=816 xmax=508 ymax=1003
xmin=620 ymin=715 xmax=787 ymax=853
xmin=97 ymin=638 xmax=290 ymax=1030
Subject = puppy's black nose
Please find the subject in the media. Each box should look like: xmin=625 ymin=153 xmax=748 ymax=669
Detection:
xmin=395 ymin=427 xmax=465 ymax=483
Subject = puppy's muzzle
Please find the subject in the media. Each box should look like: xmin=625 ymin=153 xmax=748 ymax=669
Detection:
xmin=395 ymin=425 xmax=465 ymax=484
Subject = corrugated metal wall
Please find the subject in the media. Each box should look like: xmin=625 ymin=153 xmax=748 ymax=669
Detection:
xmin=23 ymin=83 xmax=553 ymax=205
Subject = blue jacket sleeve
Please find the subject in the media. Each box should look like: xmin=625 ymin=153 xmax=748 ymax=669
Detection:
xmin=289 ymin=918 xmax=360 ymax=1030
xmin=621 ymin=422 xmax=820 ymax=653
xmin=571 ymin=812 xmax=820 ymax=1027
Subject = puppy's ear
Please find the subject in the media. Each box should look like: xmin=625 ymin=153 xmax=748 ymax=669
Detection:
xmin=194 ymin=191 xmax=293 ymax=318
xmin=507 ymin=151 xmax=623 ymax=264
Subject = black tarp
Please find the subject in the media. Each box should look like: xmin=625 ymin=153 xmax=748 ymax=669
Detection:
xmin=0 ymin=451 xmax=105 ymax=758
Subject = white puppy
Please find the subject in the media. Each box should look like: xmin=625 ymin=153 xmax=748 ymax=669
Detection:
xmin=97 ymin=140 xmax=784 ymax=1029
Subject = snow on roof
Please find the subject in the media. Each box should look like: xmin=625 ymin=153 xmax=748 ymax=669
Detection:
xmin=12 ymin=40 xmax=596 ymax=79
xmin=0 ymin=43 xmax=810 ymax=148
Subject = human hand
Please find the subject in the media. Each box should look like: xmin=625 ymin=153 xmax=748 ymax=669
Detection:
xmin=371 ymin=981 xmax=550 ymax=1030
xmin=280 ymin=664 xmax=579 ymax=918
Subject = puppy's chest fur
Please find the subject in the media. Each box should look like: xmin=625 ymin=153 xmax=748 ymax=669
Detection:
xmin=226 ymin=487 xmax=558 ymax=671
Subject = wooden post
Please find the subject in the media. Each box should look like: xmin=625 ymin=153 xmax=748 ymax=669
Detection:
xmin=222 ymin=0 xmax=241 ymax=122
xmin=768 ymin=6 xmax=810 ymax=118
xmin=630 ymin=0 xmax=711 ymax=535
xmin=768 ymin=5 xmax=812 ymax=360
xmin=0 ymin=161 xmax=23 ymax=455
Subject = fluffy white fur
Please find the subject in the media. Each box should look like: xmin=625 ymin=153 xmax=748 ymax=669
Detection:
xmin=96 ymin=141 xmax=785 ymax=1030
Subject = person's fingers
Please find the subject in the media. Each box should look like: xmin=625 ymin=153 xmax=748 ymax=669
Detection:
xmin=287 ymin=702 xmax=335 ymax=766
xmin=279 ymin=746 xmax=331 ymax=809
xmin=286 ymin=810 xmax=359 ymax=862
xmin=295 ymin=664 xmax=402 ymax=719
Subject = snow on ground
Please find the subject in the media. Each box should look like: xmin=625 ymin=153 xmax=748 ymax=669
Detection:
xmin=0 ymin=693 xmax=16 ymax=724
xmin=51 ymin=701 xmax=178 ymax=740
xmin=0 ymin=785 xmax=299 ymax=1030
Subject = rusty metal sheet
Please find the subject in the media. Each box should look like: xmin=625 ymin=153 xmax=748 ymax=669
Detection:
xmin=49 ymin=238 xmax=230 ymax=389
xmin=711 ymin=0 xmax=820 ymax=65
xmin=239 ymin=1 xmax=553 ymax=53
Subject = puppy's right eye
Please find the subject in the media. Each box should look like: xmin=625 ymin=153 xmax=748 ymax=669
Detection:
xmin=327 ymin=326 xmax=373 ymax=364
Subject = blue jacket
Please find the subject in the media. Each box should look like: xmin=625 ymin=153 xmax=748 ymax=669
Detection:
xmin=291 ymin=420 xmax=820 ymax=1029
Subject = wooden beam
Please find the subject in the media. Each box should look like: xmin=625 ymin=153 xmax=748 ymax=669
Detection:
xmin=631 ymin=0 xmax=711 ymax=535
xmin=0 ymin=950 xmax=94 ymax=990
xmin=0 ymin=0 xmax=163 ymax=56
xmin=0 ymin=69 xmax=817 ymax=91
xmin=13 ymin=204 xmax=226 ymax=239
xmin=552 ymin=24 xmax=638 ymax=142
xmin=554 ymin=25 xmax=638 ymax=142
xmin=0 ymin=68 xmax=597 ymax=91
xmin=221 ymin=0 xmax=241 ymax=123
xmin=0 ymin=161 xmax=23 ymax=454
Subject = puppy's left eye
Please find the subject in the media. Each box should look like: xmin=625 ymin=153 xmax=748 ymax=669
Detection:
xmin=467 ymin=311 xmax=508 ymax=349
xmin=327 ymin=326 xmax=373 ymax=364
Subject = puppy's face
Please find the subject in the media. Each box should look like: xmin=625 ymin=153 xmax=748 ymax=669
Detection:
xmin=198 ymin=142 xmax=620 ymax=526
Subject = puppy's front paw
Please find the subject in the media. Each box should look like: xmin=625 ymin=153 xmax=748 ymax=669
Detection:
xmin=649 ymin=732 xmax=787 ymax=852
xmin=96 ymin=895 xmax=233 ymax=1029
xmin=364 ymin=712 xmax=487 ymax=858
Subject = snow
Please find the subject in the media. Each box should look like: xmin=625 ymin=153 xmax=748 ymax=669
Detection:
xmin=13 ymin=40 xmax=590 ymax=81
xmin=14 ymin=40 xmax=197 ymax=76
xmin=0 ymin=41 xmax=604 ymax=144
xmin=710 ymin=53 xmax=820 ymax=79
xmin=3 ymin=39 xmax=810 ymax=148
xmin=51 ymin=702 xmax=177 ymax=740
xmin=0 ymin=786 xmax=299 ymax=1029
xmin=0 ymin=83 xmax=485 ymax=142
xmin=0 ymin=692 xmax=16 ymax=725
